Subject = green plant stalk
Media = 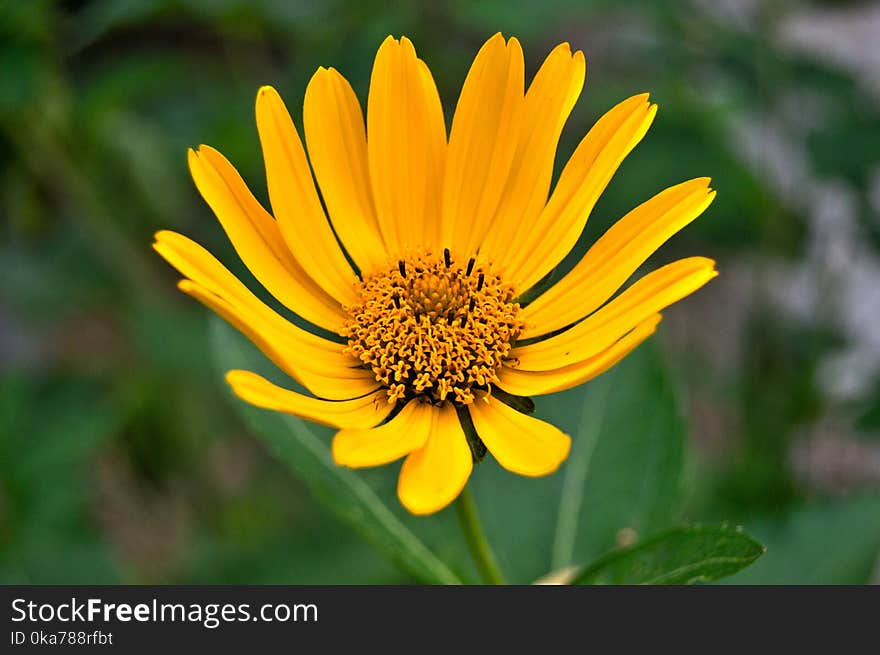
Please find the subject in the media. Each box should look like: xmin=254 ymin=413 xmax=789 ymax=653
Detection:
xmin=455 ymin=485 xmax=505 ymax=585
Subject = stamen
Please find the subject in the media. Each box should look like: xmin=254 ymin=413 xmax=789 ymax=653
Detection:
xmin=341 ymin=250 xmax=524 ymax=405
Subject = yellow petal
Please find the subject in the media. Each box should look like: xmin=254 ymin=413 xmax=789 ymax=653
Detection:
xmin=187 ymin=145 xmax=347 ymax=332
xmin=416 ymin=56 xmax=447 ymax=242
xmin=178 ymin=280 xmax=378 ymax=401
xmin=254 ymin=86 xmax=359 ymax=304
xmin=153 ymin=231 xmax=373 ymax=400
xmin=480 ymin=42 xmax=585 ymax=267
xmin=468 ymin=395 xmax=571 ymax=477
xmin=332 ymin=398 xmax=433 ymax=468
xmin=154 ymin=229 xmax=265 ymax=312
xmin=397 ymin=403 xmax=472 ymax=515
xmin=505 ymin=94 xmax=657 ymax=293
xmin=303 ymin=67 xmax=389 ymax=276
xmin=368 ymin=36 xmax=446 ymax=256
xmin=498 ymin=314 xmax=661 ymax=396
xmin=153 ymin=230 xmax=333 ymax=349
xmin=512 ymin=257 xmax=717 ymax=371
xmin=226 ymin=370 xmax=393 ymax=429
xmin=523 ymin=178 xmax=715 ymax=337
xmin=440 ymin=33 xmax=524 ymax=258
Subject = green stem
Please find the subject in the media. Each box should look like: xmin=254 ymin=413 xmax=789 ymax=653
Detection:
xmin=455 ymin=485 xmax=505 ymax=585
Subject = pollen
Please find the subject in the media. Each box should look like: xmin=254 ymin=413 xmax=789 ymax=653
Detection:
xmin=341 ymin=249 xmax=525 ymax=405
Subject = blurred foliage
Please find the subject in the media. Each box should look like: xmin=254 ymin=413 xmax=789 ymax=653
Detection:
xmin=1 ymin=0 xmax=879 ymax=583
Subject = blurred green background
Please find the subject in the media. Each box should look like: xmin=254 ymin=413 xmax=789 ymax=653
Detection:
xmin=2 ymin=0 xmax=880 ymax=584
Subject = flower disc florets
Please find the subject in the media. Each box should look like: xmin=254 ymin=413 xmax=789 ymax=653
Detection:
xmin=342 ymin=249 xmax=525 ymax=405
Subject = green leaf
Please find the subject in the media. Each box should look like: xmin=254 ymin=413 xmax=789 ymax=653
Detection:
xmin=210 ymin=319 xmax=462 ymax=585
xmin=571 ymin=524 xmax=765 ymax=585
xmin=724 ymin=496 xmax=880 ymax=584
xmin=549 ymin=344 xmax=687 ymax=568
xmin=466 ymin=344 xmax=687 ymax=584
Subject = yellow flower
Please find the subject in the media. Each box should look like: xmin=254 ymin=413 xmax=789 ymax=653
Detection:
xmin=154 ymin=33 xmax=717 ymax=516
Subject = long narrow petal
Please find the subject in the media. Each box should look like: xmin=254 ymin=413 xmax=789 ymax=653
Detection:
xmin=226 ymin=370 xmax=393 ymax=429
xmin=178 ymin=280 xmax=378 ymax=401
xmin=153 ymin=231 xmax=372 ymax=399
xmin=368 ymin=36 xmax=446 ymax=256
xmin=505 ymin=94 xmax=657 ymax=293
xmin=480 ymin=43 xmax=585 ymax=267
xmin=468 ymin=395 xmax=571 ymax=476
xmin=498 ymin=314 xmax=661 ymax=396
xmin=188 ymin=146 xmax=347 ymax=332
xmin=440 ymin=33 xmax=524 ymax=258
xmin=332 ymin=398 xmax=433 ymax=468
xmin=523 ymin=178 xmax=716 ymax=337
xmin=511 ymin=257 xmax=717 ymax=370
xmin=153 ymin=231 xmax=337 ymax=352
xmin=255 ymin=86 xmax=359 ymax=304
xmin=397 ymin=403 xmax=472 ymax=515
xmin=303 ymin=67 xmax=389 ymax=276
xmin=416 ymin=56 xmax=447 ymax=244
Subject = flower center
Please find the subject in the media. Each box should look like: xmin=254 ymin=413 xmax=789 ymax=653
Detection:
xmin=341 ymin=249 xmax=525 ymax=405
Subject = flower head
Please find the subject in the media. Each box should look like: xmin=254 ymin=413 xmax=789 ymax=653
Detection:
xmin=154 ymin=34 xmax=717 ymax=515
